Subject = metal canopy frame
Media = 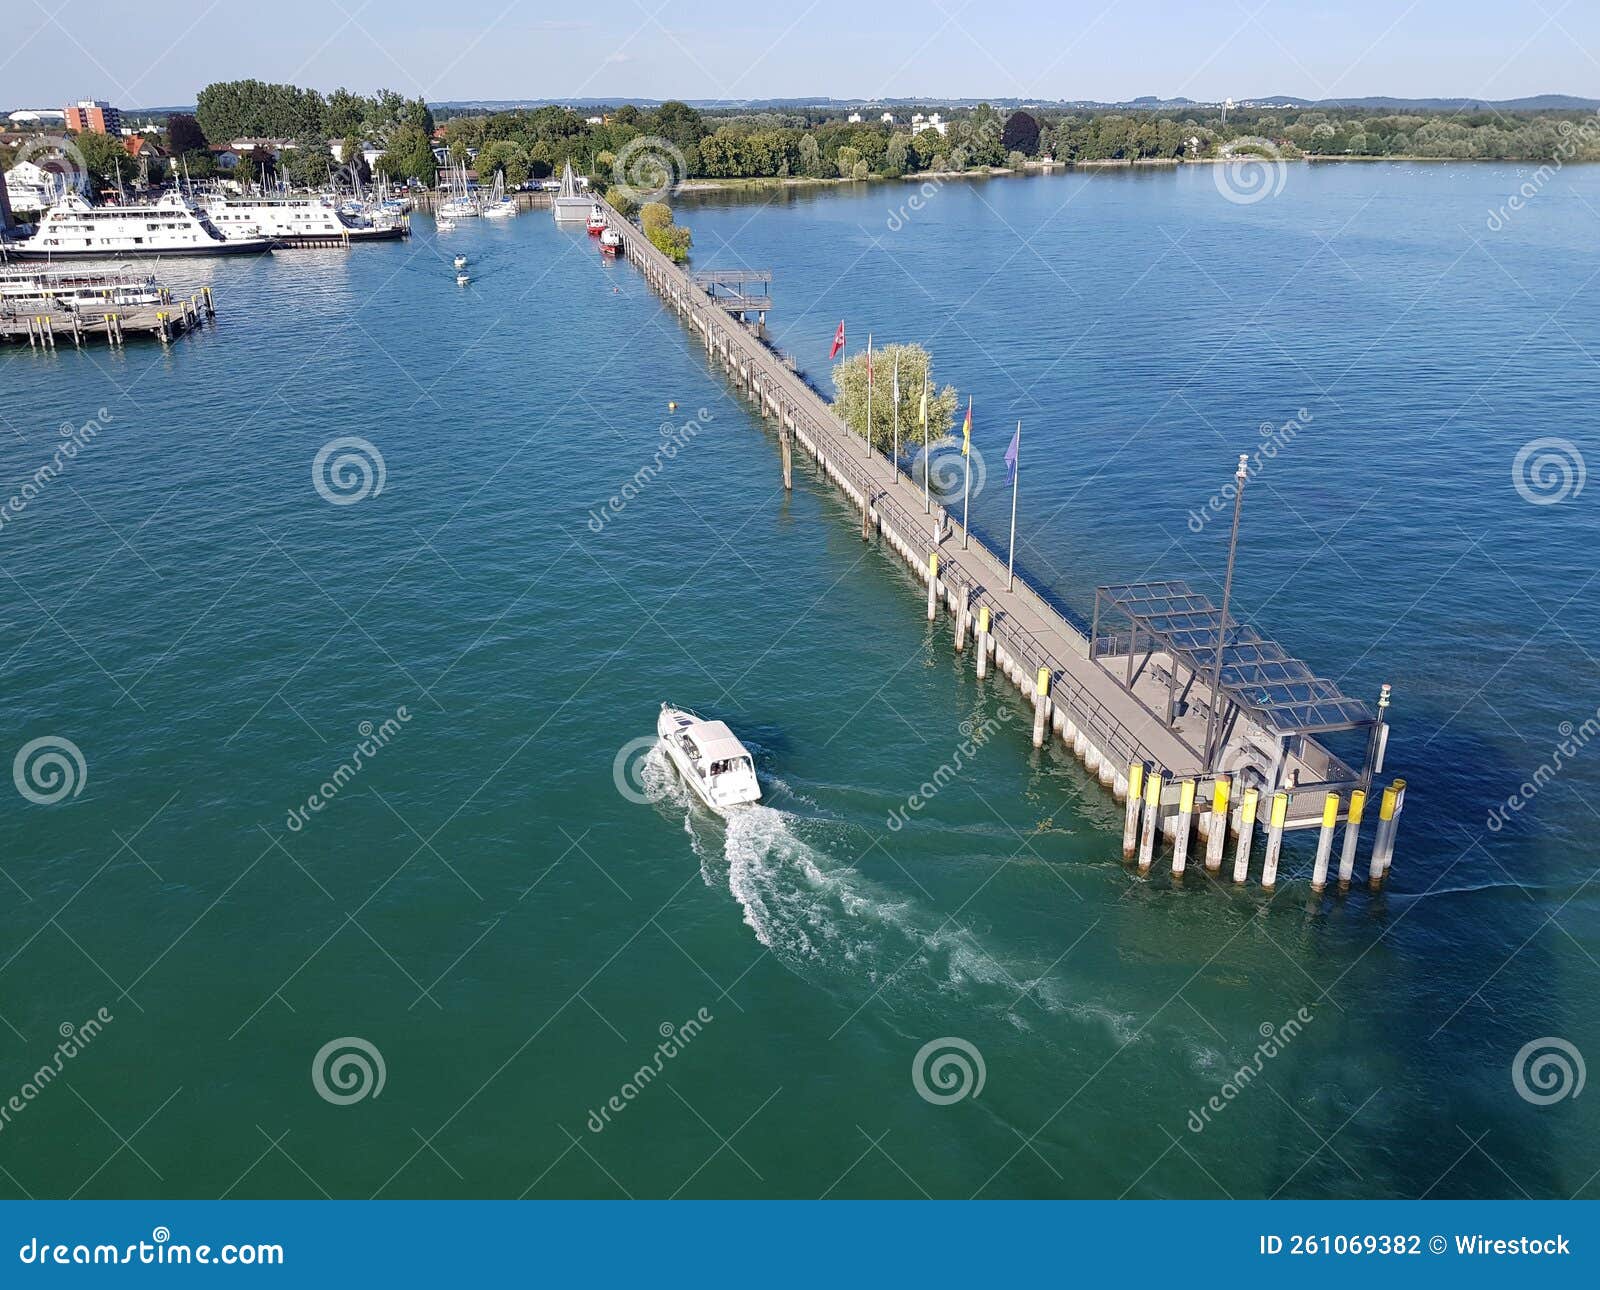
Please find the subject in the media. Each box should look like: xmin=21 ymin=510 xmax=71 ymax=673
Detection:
xmin=1091 ymin=580 xmax=1376 ymax=739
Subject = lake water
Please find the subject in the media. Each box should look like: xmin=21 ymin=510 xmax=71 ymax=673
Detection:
xmin=2 ymin=160 xmax=1596 ymax=1199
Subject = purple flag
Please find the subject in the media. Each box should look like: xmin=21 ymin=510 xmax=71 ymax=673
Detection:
xmin=1004 ymin=424 xmax=1019 ymax=485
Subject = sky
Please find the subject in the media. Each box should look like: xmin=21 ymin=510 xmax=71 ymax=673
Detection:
xmin=2 ymin=0 xmax=1596 ymax=109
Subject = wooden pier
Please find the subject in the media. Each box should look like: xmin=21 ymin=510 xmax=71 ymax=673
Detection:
xmin=598 ymin=198 xmax=1406 ymax=892
xmin=1 ymin=286 xmax=216 ymax=348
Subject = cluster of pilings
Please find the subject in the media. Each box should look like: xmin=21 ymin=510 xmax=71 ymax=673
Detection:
xmin=603 ymin=198 xmax=1407 ymax=894
xmin=2 ymin=285 xmax=215 ymax=349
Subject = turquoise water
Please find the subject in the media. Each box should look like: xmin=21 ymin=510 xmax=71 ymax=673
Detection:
xmin=2 ymin=162 xmax=1596 ymax=1199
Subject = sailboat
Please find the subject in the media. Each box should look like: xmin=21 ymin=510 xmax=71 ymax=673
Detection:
xmin=481 ymin=172 xmax=517 ymax=219
xmin=438 ymin=161 xmax=478 ymax=219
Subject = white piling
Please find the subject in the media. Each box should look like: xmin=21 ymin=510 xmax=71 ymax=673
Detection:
xmin=926 ymin=552 xmax=939 ymax=622
xmin=1338 ymin=789 xmax=1366 ymax=890
xmin=1171 ymin=779 xmax=1196 ymax=876
xmin=1032 ymin=668 xmax=1051 ymax=749
xmin=1261 ymin=791 xmax=1289 ymax=890
xmin=1232 ymin=788 xmax=1259 ymax=884
xmin=1310 ymin=791 xmax=1340 ymax=892
xmin=1137 ymin=771 xmax=1163 ymax=871
xmin=975 ymin=606 xmax=990 ymax=679
xmin=1122 ymin=762 xmax=1144 ymax=860
xmin=1204 ymin=775 xmax=1231 ymax=871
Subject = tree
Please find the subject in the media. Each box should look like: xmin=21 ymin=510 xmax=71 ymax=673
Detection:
xmin=882 ymin=133 xmax=909 ymax=177
xmin=377 ymin=125 xmax=437 ymax=185
xmin=1002 ymin=110 xmax=1040 ymax=156
xmin=641 ymin=201 xmax=691 ymax=261
xmin=798 ymin=133 xmax=826 ymax=179
xmin=830 ymin=343 xmax=958 ymax=453
xmin=71 ymin=130 xmax=133 ymax=190
xmin=166 ymin=113 xmax=207 ymax=155
xmin=836 ymin=145 xmax=861 ymax=178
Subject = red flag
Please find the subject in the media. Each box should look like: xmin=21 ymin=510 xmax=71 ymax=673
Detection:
xmin=829 ymin=320 xmax=846 ymax=360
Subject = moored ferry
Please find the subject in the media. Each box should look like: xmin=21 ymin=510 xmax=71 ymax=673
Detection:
xmin=5 ymin=191 xmax=271 ymax=259
xmin=205 ymin=194 xmax=407 ymax=246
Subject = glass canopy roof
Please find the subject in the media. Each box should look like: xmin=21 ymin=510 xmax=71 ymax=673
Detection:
xmin=1096 ymin=580 xmax=1376 ymax=736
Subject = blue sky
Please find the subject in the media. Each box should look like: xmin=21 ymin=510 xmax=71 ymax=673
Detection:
xmin=3 ymin=0 xmax=1596 ymax=108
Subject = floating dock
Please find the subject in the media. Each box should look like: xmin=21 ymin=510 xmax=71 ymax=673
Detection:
xmin=599 ymin=199 xmax=1406 ymax=892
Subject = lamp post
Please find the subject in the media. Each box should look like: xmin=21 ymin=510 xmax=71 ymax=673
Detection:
xmin=1203 ymin=453 xmax=1250 ymax=771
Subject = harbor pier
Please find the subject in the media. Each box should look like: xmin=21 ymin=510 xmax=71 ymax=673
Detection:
xmin=599 ymin=198 xmax=1406 ymax=892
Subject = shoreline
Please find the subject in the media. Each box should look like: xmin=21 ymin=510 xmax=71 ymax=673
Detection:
xmin=674 ymin=153 xmax=1575 ymax=194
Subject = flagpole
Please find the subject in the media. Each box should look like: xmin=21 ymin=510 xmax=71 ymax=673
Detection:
xmin=961 ymin=398 xmax=971 ymax=550
xmin=891 ymin=354 xmax=899 ymax=482
xmin=1007 ymin=421 xmax=1020 ymax=592
xmin=864 ymin=332 xmax=873 ymax=459
xmin=921 ymin=370 xmax=930 ymax=514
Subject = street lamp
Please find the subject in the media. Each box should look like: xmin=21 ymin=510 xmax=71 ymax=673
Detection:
xmin=1204 ymin=453 xmax=1250 ymax=770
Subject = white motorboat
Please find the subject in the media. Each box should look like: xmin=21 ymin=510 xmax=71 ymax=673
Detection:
xmin=204 ymin=193 xmax=405 ymax=245
xmin=456 ymin=271 xmax=470 ymax=285
xmin=656 ymin=704 xmax=762 ymax=813
xmin=453 ymin=255 xmax=467 ymax=269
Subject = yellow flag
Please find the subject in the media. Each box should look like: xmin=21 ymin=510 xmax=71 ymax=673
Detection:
xmin=962 ymin=399 xmax=972 ymax=455
xmin=918 ymin=378 xmax=928 ymax=427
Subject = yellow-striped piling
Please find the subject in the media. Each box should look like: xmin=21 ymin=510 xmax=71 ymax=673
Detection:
xmin=1204 ymin=775 xmax=1231 ymax=871
xmin=1338 ymin=789 xmax=1366 ymax=889
xmin=1233 ymin=787 xmax=1259 ymax=884
xmin=1261 ymin=791 xmax=1289 ymax=889
xmin=1311 ymin=791 xmax=1341 ymax=892
xmin=1172 ymin=779 xmax=1196 ymax=876
xmin=1122 ymin=761 xmax=1144 ymax=859
xmin=1137 ymin=770 xmax=1163 ymax=871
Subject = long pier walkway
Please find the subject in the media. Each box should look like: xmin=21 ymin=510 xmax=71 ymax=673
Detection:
xmin=601 ymin=199 xmax=1406 ymax=891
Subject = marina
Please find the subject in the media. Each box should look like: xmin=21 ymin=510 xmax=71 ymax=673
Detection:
xmin=599 ymin=196 xmax=1405 ymax=891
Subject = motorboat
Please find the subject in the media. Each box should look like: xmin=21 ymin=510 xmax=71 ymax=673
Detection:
xmin=656 ymin=704 xmax=762 ymax=814
xmin=456 ymin=270 xmax=470 ymax=285
xmin=586 ymin=206 xmax=606 ymax=235
xmin=599 ymin=226 xmax=622 ymax=257
xmin=453 ymin=254 xmax=468 ymax=269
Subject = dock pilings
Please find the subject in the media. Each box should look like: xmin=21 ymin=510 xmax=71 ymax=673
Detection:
xmin=1123 ymin=762 xmax=1144 ymax=859
xmin=1204 ymin=776 xmax=1231 ymax=871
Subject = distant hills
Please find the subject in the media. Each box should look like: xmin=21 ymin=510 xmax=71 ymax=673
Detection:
xmin=117 ymin=93 xmax=1600 ymax=116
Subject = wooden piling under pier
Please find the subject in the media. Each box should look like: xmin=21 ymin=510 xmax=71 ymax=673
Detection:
xmin=600 ymin=198 xmax=1402 ymax=892
xmin=1 ymin=298 xmax=215 ymax=347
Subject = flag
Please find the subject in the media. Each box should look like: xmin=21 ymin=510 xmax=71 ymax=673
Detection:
xmin=961 ymin=398 xmax=972 ymax=456
xmin=918 ymin=378 xmax=928 ymax=427
xmin=891 ymin=353 xmax=900 ymax=408
xmin=1004 ymin=423 xmax=1020 ymax=484
xmin=829 ymin=320 xmax=846 ymax=360
xmin=866 ymin=333 xmax=873 ymax=391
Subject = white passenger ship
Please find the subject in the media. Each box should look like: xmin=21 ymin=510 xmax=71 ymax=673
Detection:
xmin=204 ymin=194 xmax=407 ymax=246
xmin=7 ymin=191 xmax=271 ymax=259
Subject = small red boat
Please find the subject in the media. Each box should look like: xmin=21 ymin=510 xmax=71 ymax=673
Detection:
xmin=586 ymin=206 xmax=606 ymax=235
xmin=599 ymin=227 xmax=622 ymax=257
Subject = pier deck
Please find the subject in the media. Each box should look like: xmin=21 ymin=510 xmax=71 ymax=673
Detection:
xmin=600 ymin=198 xmax=1404 ymax=882
xmin=1 ymin=289 xmax=213 ymax=348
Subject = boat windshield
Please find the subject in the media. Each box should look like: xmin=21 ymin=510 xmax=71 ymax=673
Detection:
xmin=709 ymin=757 xmax=752 ymax=777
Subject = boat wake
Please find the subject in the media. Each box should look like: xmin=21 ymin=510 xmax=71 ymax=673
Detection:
xmin=638 ymin=750 xmax=1218 ymax=1066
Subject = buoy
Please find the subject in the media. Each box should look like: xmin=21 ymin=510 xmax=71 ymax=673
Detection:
xmin=668 ymin=402 xmax=677 ymax=411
